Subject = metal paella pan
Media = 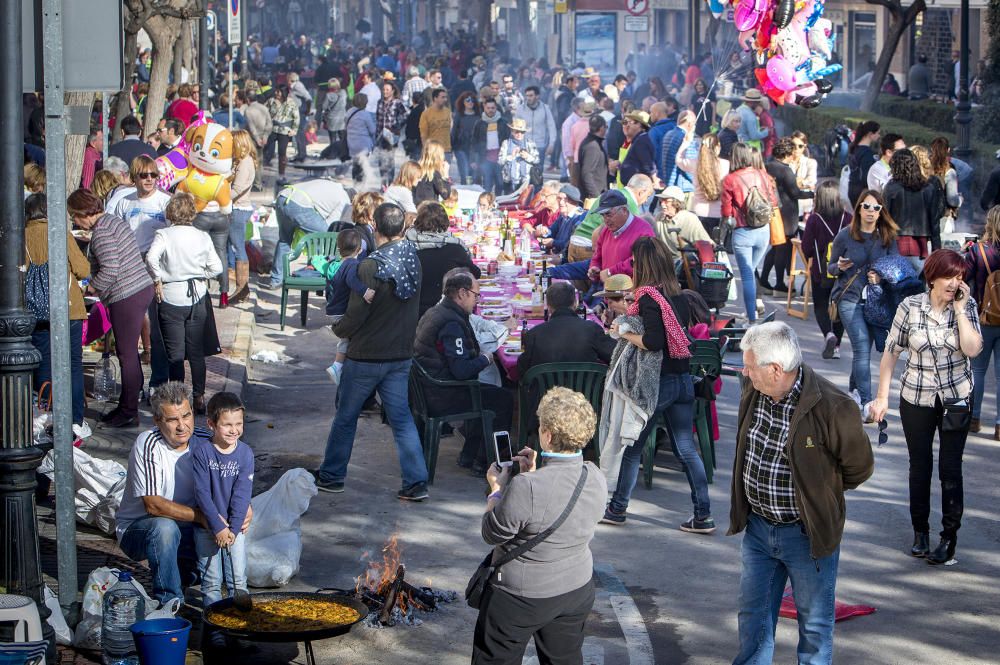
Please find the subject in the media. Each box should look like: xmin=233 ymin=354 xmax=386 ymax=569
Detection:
xmin=203 ymin=590 xmax=370 ymax=643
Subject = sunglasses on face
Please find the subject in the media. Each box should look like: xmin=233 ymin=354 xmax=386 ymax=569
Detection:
xmin=793 ymin=142 xmax=805 ymax=149
xmin=137 ymin=172 xmax=158 ymax=179
xmin=861 ymin=203 xmax=882 ymax=212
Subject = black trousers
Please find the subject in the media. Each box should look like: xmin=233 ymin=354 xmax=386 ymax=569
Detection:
xmin=899 ymin=397 xmax=968 ymax=539
xmin=193 ymin=212 xmax=230 ymax=294
xmin=810 ymin=275 xmax=844 ymax=342
xmin=426 ymin=384 xmax=514 ymax=465
xmin=472 ymin=580 xmax=595 ymax=665
xmin=760 ymin=240 xmax=793 ymax=287
xmin=158 ymin=295 xmax=208 ymax=397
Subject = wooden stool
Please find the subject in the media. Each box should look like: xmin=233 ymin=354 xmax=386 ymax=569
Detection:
xmin=786 ymin=238 xmax=812 ymax=320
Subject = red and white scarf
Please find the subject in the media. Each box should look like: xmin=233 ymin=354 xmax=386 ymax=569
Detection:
xmin=626 ymin=286 xmax=692 ymax=360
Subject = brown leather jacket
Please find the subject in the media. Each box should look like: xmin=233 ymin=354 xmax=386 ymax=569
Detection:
xmin=728 ymin=364 xmax=875 ymax=559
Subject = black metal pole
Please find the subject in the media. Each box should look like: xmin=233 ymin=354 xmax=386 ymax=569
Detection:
xmin=199 ymin=16 xmax=211 ymax=110
xmin=0 ymin=0 xmax=52 ymax=657
xmin=954 ymin=0 xmax=972 ymax=160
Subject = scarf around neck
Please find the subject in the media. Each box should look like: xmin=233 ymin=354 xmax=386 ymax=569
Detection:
xmin=369 ymin=239 xmax=420 ymax=301
xmin=626 ymin=286 xmax=692 ymax=360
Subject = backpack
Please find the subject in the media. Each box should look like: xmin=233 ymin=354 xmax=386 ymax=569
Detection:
xmin=847 ymin=152 xmax=868 ymax=207
xmin=977 ymin=243 xmax=1000 ymax=326
xmin=24 ymin=247 xmax=49 ymax=321
xmin=740 ymin=173 xmax=773 ymax=229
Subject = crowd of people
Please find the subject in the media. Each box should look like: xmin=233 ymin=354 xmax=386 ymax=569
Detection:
xmin=18 ymin=25 xmax=1000 ymax=665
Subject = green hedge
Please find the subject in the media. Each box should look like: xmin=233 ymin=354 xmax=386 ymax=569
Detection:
xmin=775 ymin=104 xmax=1000 ymax=193
xmin=870 ymin=96 xmax=996 ymax=144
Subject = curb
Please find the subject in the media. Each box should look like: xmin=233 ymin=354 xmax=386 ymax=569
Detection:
xmin=222 ymin=301 xmax=256 ymax=397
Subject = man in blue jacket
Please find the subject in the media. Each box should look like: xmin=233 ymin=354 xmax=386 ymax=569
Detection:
xmin=617 ymin=111 xmax=656 ymax=186
xmin=413 ymin=269 xmax=514 ymax=474
xmin=646 ymin=99 xmax=679 ymax=170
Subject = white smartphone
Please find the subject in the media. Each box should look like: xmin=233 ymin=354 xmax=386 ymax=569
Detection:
xmin=493 ymin=431 xmax=513 ymax=468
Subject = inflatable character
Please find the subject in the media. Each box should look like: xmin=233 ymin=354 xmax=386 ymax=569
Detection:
xmin=154 ymin=111 xmax=209 ymax=191
xmin=176 ymin=122 xmax=234 ymax=213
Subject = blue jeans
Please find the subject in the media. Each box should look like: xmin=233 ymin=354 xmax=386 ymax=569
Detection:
xmin=32 ymin=320 xmax=84 ymax=424
xmin=195 ymin=528 xmax=248 ymax=607
xmin=319 ymin=359 xmax=428 ymax=488
xmin=838 ymin=299 xmax=874 ymax=404
xmin=546 ymin=260 xmax=590 ymax=281
xmin=734 ymin=514 xmax=840 ymax=665
xmin=481 ymin=161 xmax=501 ymax=195
xmin=119 ymin=515 xmax=197 ymax=606
xmin=609 ymin=374 xmax=710 ymax=518
xmin=270 ymin=199 xmax=330 ymax=285
xmin=732 ymin=225 xmax=771 ymax=322
xmin=454 ymin=150 xmax=472 ymax=184
xmin=972 ymin=324 xmax=1000 ymax=423
xmin=229 ymin=208 xmax=252 ymax=262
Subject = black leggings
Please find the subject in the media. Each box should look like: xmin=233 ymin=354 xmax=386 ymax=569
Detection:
xmin=810 ymin=275 xmax=844 ymax=341
xmin=899 ymin=397 xmax=968 ymax=539
xmin=760 ymin=241 xmax=792 ymax=287
xmin=158 ymin=295 xmax=209 ymax=397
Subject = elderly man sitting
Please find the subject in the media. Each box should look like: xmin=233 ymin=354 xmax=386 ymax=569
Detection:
xmin=414 ymin=269 xmax=515 ymax=474
xmin=653 ymin=185 xmax=713 ymax=254
xmin=115 ymin=381 xmax=251 ymax=605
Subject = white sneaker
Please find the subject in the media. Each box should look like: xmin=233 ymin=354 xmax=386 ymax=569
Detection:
xmin=756 ymin=299 xmax=765 ymax=315
xmin=73 ymin=422 xmax=92 ymax=439
xmin=832 ymin=346 xmax=841 ymax=359
xmin=326 ymin=363 xmax=342 ymax=384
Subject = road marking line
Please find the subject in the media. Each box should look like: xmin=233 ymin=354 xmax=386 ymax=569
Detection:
xmin=595 ymin=563 xmax=655 ymax=665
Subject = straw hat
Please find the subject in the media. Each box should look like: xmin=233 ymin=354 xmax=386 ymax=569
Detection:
xmin=742 ymin=88 xmax=764 ymax=103
xmin=594 ymin=274 xmax=634 ymax=298
xmin=509 ymin=118 xmax=528 ymax=132
xmin=382 ymin=72 xmax=396 ymax=81
xmin=624 ymin=110 xmax=650 ymax=129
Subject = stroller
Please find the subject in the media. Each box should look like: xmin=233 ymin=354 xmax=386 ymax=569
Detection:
xmin=673 ymin=236 xmax=734 ymax=314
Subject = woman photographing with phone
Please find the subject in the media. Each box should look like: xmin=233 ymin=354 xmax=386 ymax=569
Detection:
xmin=828 ymin=190 xmax=899 ymax=411
xmin=474 ymin=387 xmax=606 ymax=665
xmin=870 ymin=249 xmax=982 ymax=565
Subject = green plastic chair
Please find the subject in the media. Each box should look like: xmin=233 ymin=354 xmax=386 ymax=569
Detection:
xmin=280 ymin=231 xmax=338 ymax=330
xmin=408 ymin=360 xmax=495 ymax=485
xmin=641 ymin=339 xmax=724 ymax=488
xmin=516 ymin=362 xmax=609 ymax=463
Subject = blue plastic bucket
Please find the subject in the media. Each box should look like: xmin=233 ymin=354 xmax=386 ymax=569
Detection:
xmin=129 ymin=617 xmax=191 ymax=665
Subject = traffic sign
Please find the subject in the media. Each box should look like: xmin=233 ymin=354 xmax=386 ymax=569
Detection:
xmin=555 ymin=0 xmax=568 ymax=12
xmin=228 ymin=0 xmax=241 ymax=44
xmin=625 ymin=0 xmax=649 ymax=16
xmin=624 ymin=15 xmax=649 ymax=31
xmin=206 ymin=10 xmax=216 ymax=31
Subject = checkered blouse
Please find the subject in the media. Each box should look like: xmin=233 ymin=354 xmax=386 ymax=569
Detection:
xmin=743 ymin=369 xmax=803 ymax=525
xmin=886 ymin=293 xmax=981 ymax=408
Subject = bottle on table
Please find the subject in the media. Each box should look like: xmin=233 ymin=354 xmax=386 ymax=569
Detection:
xmin=539 ymin=260 xmax=550 ymax=291
xmin=102 ymin=571 xmax=146 ymax=665
xmin=531 ymin=283 xmax=543 ymax=307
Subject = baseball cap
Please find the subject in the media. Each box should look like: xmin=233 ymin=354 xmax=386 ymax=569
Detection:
xmin=593 ymin=190 xmax=628 ymax=214
xmin=656 ymin=185 xmax=686 ymax=202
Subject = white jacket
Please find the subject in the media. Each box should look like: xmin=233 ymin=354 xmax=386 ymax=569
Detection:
xmin=146 ymin=226 xmax=222 ymax=306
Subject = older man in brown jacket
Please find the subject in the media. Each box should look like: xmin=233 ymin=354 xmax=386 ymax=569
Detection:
xmin=730 ymin=321 xmax=874 ymax=665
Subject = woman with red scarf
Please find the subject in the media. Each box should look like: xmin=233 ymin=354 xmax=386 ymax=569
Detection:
xmin=601 ymin=237 xmax=715 ymax=534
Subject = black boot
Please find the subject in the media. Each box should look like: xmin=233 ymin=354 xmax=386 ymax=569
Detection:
xmin=927 ymin=537 xmax=956 ymax=565
xmin=910 ymin=531 xmax=929 ymax=557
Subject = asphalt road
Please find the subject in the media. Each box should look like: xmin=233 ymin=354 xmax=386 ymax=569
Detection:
xmin=238 ymin=281 xmax=1000 ymax=665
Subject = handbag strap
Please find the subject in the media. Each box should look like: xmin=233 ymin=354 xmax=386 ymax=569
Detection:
xmin=492 ymin=465 xmax=589 ymax=570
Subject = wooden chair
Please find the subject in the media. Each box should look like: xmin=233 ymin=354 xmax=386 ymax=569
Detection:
xmin=785 ymin=238 xmax=812 ymax=320
xmin=280 ymin=231 xmax=338 ymax=330
xmin=408 ymin=360 xmax=495 ymax=484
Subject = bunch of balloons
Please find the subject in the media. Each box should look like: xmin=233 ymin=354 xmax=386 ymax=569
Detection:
xmin=709 ymin=0 xmax=842 ymax=108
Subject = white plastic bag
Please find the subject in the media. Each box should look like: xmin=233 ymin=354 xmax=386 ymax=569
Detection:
xmin=39 ymin=448 xmax=127 ymax=534
xmin=245 ymin=468 xmax=317 ymax=587
xmin=44 ymin=585 xmax=72 ymax=646
xmin=74 ymin=567 xmax=159 ymax=649
xmin=470 ymin=314 xmax=509 ymax=387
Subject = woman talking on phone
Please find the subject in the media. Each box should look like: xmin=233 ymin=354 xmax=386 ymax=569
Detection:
xmin=870 ymin=249 xmax=982 ymax=565
xmin=827 ymin=190 xmax=899 ymax=410
xmin=474 ymin=387 xmax=606 ymax=665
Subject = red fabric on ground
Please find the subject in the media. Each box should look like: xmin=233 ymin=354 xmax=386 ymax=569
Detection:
xmin=779 ymin=587 xmax=877 ymax=622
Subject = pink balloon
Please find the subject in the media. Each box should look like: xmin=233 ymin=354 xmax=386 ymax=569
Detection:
xmin=766 ymin=57 xmax=798 ymax=91
xmin=734 ymin=0 xmax=770 ymax=32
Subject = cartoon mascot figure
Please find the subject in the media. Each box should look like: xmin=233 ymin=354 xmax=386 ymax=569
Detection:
xmin=177 ymin=122 xmax=234 ymax=213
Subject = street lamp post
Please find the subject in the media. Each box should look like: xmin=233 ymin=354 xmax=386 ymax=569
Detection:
xmin=954 ymin=0 xmax=972 ymax=160
xmin=0 ymin=0 xmax=53 ymax=658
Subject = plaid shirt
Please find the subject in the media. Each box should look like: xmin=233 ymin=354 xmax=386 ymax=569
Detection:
xmin=499 ymin=89 xmax=524 ymax=116
xmin=743 ymin=369 xmax=803 ymax=524
xmin=376 ymin=97 xmax=408 ymax=136
xmin=402 ymin=77 xmax=429 ymax=108
xmin=887 ymin=293 xmax=981 ymax=407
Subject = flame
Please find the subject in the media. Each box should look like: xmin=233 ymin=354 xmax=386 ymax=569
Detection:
xmin=356 ymin=534 xmax=410 ymax=614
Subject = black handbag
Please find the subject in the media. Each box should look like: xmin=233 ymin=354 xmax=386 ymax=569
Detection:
xmin=465 ymin=465 xmax=589 ymax=609
xmin=941 ymin=397 xmax=972 ymax=432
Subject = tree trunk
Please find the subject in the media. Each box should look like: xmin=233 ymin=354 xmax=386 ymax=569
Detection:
xmin=115 ymin=30 xmax=141 ymax=143
xmin=144 ymin=15 xmax=183 ymax=136
xmin=477 ymin=0 xmax=492 ymax=44
xmin=861 ymin=15 xmax=906 ymax=111
xmin=64 ymin=92 xmax=95 ymax=192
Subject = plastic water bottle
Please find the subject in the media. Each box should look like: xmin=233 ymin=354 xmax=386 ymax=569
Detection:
xmin=519 ymin=225 xmax=532 ymax=263
xmin=93 ymin=353 xmax=118 ymax=402
xmin=102 ymin=571 xmax=146 ymax=665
